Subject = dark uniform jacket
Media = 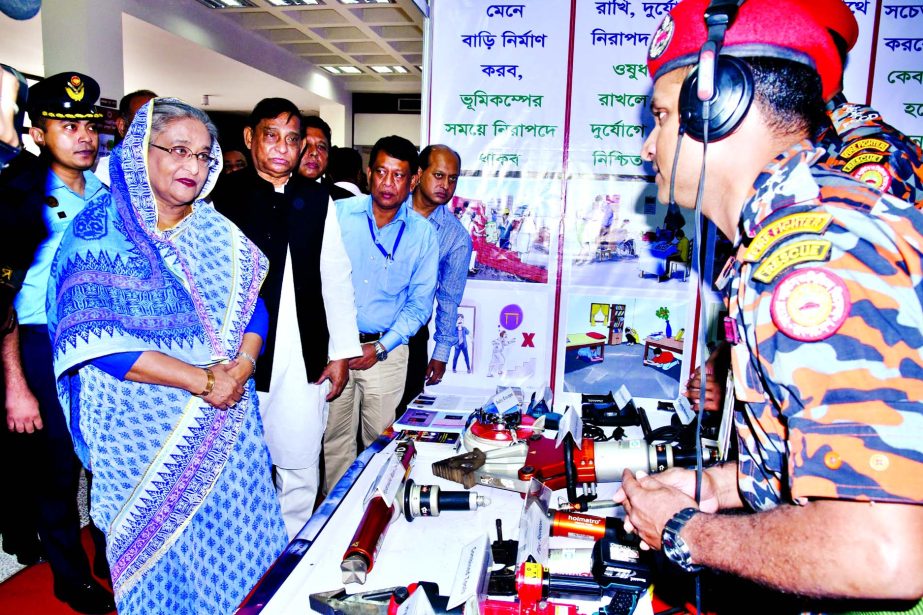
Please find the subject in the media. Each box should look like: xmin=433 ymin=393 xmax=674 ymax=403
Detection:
xmin=327 ymin=182 xmax=356 ymax=202
xmin=211 ymin=166 xmax=330 ymax=389
xmin=0 ymin=152 xmax=49 ymax=329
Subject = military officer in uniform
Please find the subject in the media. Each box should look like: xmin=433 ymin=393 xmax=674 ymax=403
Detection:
xmin=1 ymin=72 xmax=115 ymax=614
xmin=615 ymin=1 xmax=923 ymax=611
xmin=686 ymin=1 xmax=923 ymax=411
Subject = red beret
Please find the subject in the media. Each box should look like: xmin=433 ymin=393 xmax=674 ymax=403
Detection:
xmin=647 ymin=0 xmax=844 ymax=101
xmin=796 ymin=0 xmax=859 ymax=52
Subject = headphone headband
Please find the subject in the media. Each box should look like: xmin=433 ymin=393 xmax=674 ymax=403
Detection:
xmin=679 ymin=0 xmax=753 ymax=142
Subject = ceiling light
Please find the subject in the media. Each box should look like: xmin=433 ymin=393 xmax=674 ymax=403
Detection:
xmin=339 ymin=66 xmax=362 ymax=74
xmin=392 ymin=65 xmax=408 ymax=74
xmin=337 ymin=0 xmax=393 ymax=4
xmin=267 ymin=0 xmax=319 ymax=5
xmin=322 ymin=66 xmax=342 ymax=74
xmin=195 ymin=0 xmax=257 ymax=7
xmin=371 ymin=65 xmax=393 ymax=73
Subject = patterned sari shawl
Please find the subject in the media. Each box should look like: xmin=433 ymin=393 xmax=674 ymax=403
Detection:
xmin=48 ymin=99 xmax=268 ymax=597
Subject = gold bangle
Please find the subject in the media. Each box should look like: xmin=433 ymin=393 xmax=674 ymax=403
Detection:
xmin=197 ymin=367 xmax=215 ymax=397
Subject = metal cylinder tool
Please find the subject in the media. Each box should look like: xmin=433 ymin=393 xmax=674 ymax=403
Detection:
xmin=401 ymin=479 xmax=490 ymax=521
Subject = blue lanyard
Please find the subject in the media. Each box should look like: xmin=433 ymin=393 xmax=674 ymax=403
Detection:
xmin=367 ymin=215 xmax=406 ymax=262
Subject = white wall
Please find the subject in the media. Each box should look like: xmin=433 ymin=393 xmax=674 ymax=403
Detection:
xmin=119 ymin=0 xmax=353 ymax=145
xmin=23 ymin=0 xmax=354 ymax=145
xmin=354 ymin=113 xmax=422 ymax=148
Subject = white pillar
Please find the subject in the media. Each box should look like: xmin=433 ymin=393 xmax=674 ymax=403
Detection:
xmin=40 ymin=0 xmax=124 ymax=103
xmin=320 ymin=101 xmax=348 ymax=148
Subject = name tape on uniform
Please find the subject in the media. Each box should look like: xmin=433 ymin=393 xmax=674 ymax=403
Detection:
xmin=744 ymin=212 xmax=832 ymax=262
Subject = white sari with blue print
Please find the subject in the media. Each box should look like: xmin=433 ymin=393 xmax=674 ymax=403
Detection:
xmin=48 ymin=100 xmax=287 ymax=613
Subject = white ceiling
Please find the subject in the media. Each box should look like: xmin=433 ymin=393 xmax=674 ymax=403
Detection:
xmin=0 ymin=0 xmax=424 ymax=114
xmin=206 ymin=0 xmax=424 ymax=91
xmin=122 ymin=14 xmax=331 ymax=112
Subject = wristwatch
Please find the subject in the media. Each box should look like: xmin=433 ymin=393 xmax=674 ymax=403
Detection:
xmin=661 ymin=507 xmax=703 ymax=573
xmin=374 ymin=341 xmax=389 ymax=362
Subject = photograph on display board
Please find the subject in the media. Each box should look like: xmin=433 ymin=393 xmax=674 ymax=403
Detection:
xmin=449 ymin=176 xmax=561 ymax=284
xmin=562 ymin=294 xmax=690 ymax=400
xmin=564 ymin=178 xmax=695 ymax=290
xmin=436 ymin=285 xmax=551 ymax=390
xmin=449 ymin=305 xmax=476 ymax=375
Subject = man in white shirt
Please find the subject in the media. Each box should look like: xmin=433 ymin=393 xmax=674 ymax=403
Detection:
xmin=212 ymin=98 xmax=361 ymax=539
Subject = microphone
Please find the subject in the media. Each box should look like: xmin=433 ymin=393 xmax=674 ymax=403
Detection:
xmin=668 ymin=126 xmax=686 ymax=209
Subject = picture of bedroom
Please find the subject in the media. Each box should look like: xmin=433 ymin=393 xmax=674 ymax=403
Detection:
xmin=562 ymin=294 xmax=690 ymax=399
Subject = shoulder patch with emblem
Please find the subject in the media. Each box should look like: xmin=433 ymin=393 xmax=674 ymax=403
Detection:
xmin=770 ymin=268 xmax=850 ymax=342
xmin=744 ymin=212 xmax=832 ymax=262
xmin=851 ymin=163 xmax=892 ymax=192
xmin=840 ymin=138 xmax=890 ymax=159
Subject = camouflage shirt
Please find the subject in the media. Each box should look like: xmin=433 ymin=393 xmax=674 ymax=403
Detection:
xmin=817 ymin=96 xmax=923 ymax=209
xmin=727 ymin=140 xmax=923 ymax=511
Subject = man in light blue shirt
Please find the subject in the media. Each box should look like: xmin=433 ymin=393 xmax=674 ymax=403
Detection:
xmin=324 ymin=135 xmax=438 ymax=489
xmin=397 ymin=145 xmax=472 ymax=416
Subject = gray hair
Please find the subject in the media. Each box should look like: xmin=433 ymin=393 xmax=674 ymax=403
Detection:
xmin=149 ymin=98 xmax=219 ymax=147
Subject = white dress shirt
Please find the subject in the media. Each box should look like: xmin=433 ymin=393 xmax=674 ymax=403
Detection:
xmin=258 ymin=188 xmax=361 ymax=469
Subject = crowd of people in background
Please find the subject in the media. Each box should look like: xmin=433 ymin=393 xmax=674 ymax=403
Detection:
xmin=0 ymin=67 xmax=469 ymax=613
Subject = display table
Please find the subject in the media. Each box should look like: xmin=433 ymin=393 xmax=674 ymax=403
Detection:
xmin=239 ymin=396 xmax=676 ymax=615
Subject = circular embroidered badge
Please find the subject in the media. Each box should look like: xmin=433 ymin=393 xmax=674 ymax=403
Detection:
xmin=851 ymin=163 xmax=892 ymax=193
xmin=649 ymin=14 xmax=674 ymax=60
xmin=770 ymin=267 xmax=850 ymax=342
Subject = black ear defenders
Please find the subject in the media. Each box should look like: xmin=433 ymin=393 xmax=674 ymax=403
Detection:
xmin=678 ymin=55 xmax=753 ymax=142
xmin=677 ymin=0 xmax=752 ymax=142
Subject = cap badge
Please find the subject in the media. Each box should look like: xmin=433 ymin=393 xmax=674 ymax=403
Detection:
xmin=649 ymin=14 xmax=674 ymax=60
xmin=66 ymin=75 xmax=85 ymax=102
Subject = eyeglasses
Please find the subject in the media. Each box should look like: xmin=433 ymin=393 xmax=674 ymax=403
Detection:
xmin=260 ymin=129 xmax=301 ymax=147
xmin=150 ymin=143 xmax=217 ymax=167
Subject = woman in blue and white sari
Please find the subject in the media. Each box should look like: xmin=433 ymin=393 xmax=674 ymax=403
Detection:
xmin=48 ymin=98 xmax=287 ymax=613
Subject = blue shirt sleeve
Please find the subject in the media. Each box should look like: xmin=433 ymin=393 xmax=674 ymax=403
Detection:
xmin=380 ymin=222 xmax=439 ymax=352
xmin=431 ymin=225 xmax=472 ymax=362
xmin=91 ymin=351 xmax=142 ymax=380
xmin=245 ymin=297 xmax=269 ymax=355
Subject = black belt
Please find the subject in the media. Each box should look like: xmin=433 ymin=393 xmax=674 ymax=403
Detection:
xmin=359 ymin=332 xmax=383 ymax=343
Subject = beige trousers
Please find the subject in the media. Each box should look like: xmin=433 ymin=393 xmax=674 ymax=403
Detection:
xmin=323 ymin=344 xmax=409 ymax=490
